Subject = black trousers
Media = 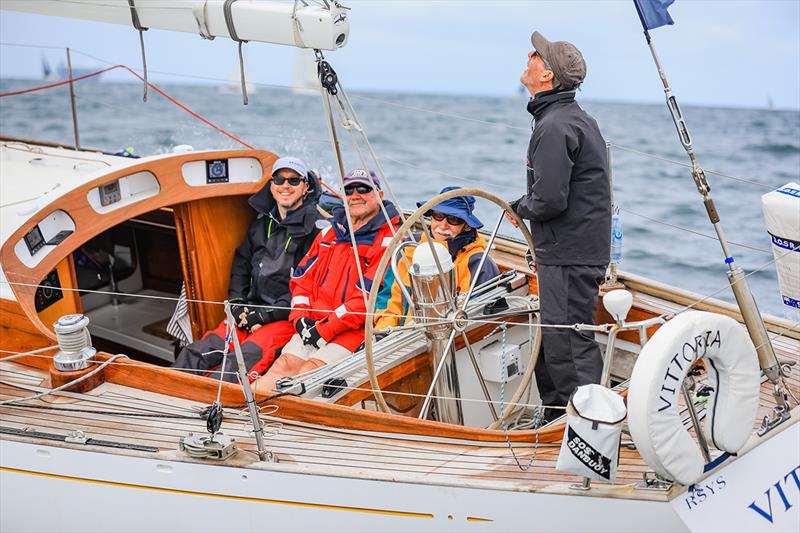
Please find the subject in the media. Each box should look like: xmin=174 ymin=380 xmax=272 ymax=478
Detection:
xmin=534 ymin=264 xmax=607 ymax=409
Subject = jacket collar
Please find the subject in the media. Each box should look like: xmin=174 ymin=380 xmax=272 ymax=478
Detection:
xmin=446 ymin=229 xmax=477 ymax=260
xmin=331 ymin=201 xmax=399 ymax=242
xmin=527 ymin=88 xmax=576 ymax=119
xmin=248 ymin=170 xmax=322 ymax=237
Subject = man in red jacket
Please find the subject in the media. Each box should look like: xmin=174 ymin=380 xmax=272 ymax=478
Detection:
xmin=254 ymin=168 xmax=399 ymax=394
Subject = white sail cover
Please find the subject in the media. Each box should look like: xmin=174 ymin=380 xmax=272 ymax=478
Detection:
xmin=762 ymin=182 xmax=800 ymax=315
xmin=1 ymin=0 xmax=349 ymax=51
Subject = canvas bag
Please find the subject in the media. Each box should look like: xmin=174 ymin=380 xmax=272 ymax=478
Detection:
xmin=556 ymin=384 xmax=627 ymax=483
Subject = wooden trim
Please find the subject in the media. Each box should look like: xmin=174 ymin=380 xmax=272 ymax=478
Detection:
xmin=335 ymin=352 xmax=433 ymax=406
xmin=1 ymin=149 xmax=278 ymax=340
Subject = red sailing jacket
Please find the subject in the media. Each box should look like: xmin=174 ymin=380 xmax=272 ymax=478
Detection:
xmin=289 ymin=202 xmax=400 ymax=352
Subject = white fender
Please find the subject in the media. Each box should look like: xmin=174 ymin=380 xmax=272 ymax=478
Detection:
xmin=627 ymin=311 xmax=760 ymax=485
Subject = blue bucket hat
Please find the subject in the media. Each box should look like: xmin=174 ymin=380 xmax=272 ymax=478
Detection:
xmin=417 ymin=186 xmax=483 ymax=229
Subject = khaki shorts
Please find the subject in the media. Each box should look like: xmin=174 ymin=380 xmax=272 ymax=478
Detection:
xmin=281 ymin=334 xmax=352 ymax=365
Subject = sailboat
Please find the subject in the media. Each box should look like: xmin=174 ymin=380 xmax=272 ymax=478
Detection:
xmin=1 ymin=2 xmax=798 ymax=532
xmin=292 ymin=48 xmax=321 ymax=96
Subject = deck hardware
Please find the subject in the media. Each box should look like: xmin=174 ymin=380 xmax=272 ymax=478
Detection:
xmin=635 ymin=472 xmax=674 ymax=491
xmin=226 ymin=301 xmax=275 ymax=462
xmin=321 ymin=377 xmax=347 ymax=399
xmin=65 ymin=430 xmax=88 ymax=444
xmin=598 ymin=302 xmax=665 ymax=387
xmin=758 ymin=403 xmax=791 ymax=437
xmin=180 ymin=432 xmax=238 ymax=460
xmin=275 ymin=377 xmax=306 ymax=395
xmin=569 ymin=477 xmax=592 ymax=491
xmin=53 ymin=314 xmax=97 ymax=371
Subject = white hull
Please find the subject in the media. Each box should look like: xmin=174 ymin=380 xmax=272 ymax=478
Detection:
xmin=0 ymin=439 xmax=686 ymax=532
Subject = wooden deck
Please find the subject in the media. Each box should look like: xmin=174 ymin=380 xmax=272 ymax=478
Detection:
xmin=0 ymin=360 xmax=654 ymax=497
xmin=3 ymin=316 xmax=798 ymax=501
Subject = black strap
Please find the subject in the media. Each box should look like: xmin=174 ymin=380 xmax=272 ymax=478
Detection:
xmin=127 ymin=0 xmax=149 ymax=102
xmin=223 ymin=0 xmax=249 ymax=105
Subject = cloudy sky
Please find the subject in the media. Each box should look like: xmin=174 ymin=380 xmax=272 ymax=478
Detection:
xmin=1 ymin=0 xmax=798 ymax=110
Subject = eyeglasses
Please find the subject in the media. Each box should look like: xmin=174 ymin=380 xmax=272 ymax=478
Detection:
xmin=344 ymin=184 xmax=374 ymax=196
xmin=430 ymin=212 xmax=465 ymax=226
xmin=272 ymin=175 xmax=305 ymax=186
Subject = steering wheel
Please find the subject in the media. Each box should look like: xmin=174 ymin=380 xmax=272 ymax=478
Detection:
xmin=363 ymin=188 xmax=542 ymax=429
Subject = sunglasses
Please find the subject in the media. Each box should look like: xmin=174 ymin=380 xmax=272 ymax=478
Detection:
xmin=430 ymin=211 xmax=465 ymax=226
xmin=272 ymin=175 xmax=305 ymax=186
xmin=344 ymin=184 xmax=374 ymax=196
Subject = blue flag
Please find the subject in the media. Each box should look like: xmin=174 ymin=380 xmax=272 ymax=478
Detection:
xmin=634 ymin=0 xmax=675 ymax=30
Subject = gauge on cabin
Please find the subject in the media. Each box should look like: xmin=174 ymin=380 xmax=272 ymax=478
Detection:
xmin=34 ymin=269 xmax=63 ymax=312
xmin=23 ymin=225 xmax=46 ymax=255
xmin=99 ymin=180 xmax=121 ymax=206
xmin=205 ymin=159 xmax=229 ymax=184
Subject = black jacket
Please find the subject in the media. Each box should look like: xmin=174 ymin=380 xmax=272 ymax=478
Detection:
xmin=511 ymin=90 xmax=611 ymax=266
xmin=228 ymin=172 xmax=323 ymax=322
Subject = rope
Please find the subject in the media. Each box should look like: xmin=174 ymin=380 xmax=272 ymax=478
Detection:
xmin=499 ymin=321 xmax=540 ymax=471
xmin=0 ymin=65 xmax=256 ymax=149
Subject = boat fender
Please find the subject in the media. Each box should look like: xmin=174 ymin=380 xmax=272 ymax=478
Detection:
xmin=627 ymin=311 xmax=760 ymax=485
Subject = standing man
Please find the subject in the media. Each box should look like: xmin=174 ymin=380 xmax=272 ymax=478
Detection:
xmin=510 ymin=32 xmax=611 ymax=417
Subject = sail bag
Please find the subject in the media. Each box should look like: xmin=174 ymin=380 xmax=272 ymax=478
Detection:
xmin=556 ymin=384 xmax=627 ymax=483
xmin=762 ymin=182 xmax=800 ymax=317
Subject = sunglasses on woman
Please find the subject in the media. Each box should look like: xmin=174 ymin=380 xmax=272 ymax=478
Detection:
xmin=430 ymin=211 xmax=465 ymax=226
xmin=272 ymin=175 xmax=305 ymax=186
xmin=344 ymin=184 xmax=374 ymax=196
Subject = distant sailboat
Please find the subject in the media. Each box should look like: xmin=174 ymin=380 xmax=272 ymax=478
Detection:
xmin=767 ymin=94 xmax=775 ymax=110
xmin=41 ymin=55 xmax=56 ymax=81
xmin=218 ymin=51 xmax=258 ymax=95
xmin=291 ymin=48 xmax=320 ymax=96
xmin=42 ymin=53 xmax=101 ymax=83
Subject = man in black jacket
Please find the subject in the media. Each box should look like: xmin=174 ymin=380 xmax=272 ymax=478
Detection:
xmin=510 ymin=32 xmax=611 ymax=415
xmin=172 ymin=157 xmax=323 ymax=382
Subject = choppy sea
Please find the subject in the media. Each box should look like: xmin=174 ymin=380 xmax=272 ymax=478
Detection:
xmin=1 ymin=79 xmax=798 ymax=318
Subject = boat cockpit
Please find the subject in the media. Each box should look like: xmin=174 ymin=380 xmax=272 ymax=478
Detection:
xmin=0 ymin=140 xmax=650 ymax=432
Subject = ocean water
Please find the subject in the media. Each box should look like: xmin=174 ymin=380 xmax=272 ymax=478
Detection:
xmin=1 ymin=79 xmax=798 ymax=318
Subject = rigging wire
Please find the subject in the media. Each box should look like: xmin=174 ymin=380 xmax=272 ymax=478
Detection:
xmin=621 ymin=207 xmax=772 ymax=254
xmin=0 ymin=65 xmax=256 ymax=150
xmin=0 ymin=42 xmax=786 ymax=194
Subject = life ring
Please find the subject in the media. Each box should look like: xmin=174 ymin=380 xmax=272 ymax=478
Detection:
xmin=627 ymin=311 xmax=760 ymax=485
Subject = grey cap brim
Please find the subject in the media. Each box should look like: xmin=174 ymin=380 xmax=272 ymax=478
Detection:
xmin=531 ymin=31 xmax=552 ymax=60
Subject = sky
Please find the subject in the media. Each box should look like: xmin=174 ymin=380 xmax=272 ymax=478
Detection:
xmin=0 ymin=0 xmax=799 ymax=110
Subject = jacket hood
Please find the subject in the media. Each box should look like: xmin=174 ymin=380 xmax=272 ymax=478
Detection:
xmin=248 ymin=168 xmax=322 ymax=237
xmin=331 ymin=200 xmax=399 ymax=243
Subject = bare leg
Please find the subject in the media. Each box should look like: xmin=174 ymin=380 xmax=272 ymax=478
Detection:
xmin=253 ymin=353 xmax=306 ymax=395
xmin=297 ymin=358 xmax=327 ymax=375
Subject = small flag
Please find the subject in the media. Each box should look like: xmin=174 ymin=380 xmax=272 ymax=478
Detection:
xmin=634 ymin=0 xmax=675 ymax=30
xmin=166 ymin=283 xmax=193 ymax=347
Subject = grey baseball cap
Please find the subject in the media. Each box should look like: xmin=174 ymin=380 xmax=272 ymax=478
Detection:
xmin=531 ymin=31 xmax=587 ymax=89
